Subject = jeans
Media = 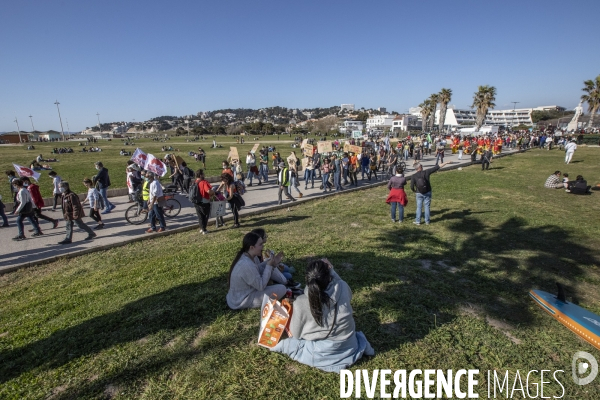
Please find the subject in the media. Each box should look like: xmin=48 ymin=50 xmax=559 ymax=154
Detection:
xmin=361 ymin=165 xmax=369 ymax=179
xmin=98 ymin=186 xmax=113 ymax=211
xmin=436 ymin=152 xmax=444 ymax=165
xmin=64 ymin=217 xmax=95 ymax=241
xmin=390 ymin=202 xmax=404 ymax=222
xmin=342 ymin=168 xmax=349 ymax=184
xmin=349 ymin=170 xmax=357 ymax=186
xmin=259 ymin=164 xmax=269 ymax=182
xmin=194 ymin=202 xmax=210 ymax=230
xmin=149 ymin=204 xmax=166 ymax=230
xmin=228 ymin=199 xmax=240 ymax=224
xmin=17 ymin=213 xmax=41 ymax=237
xmin=0 ymin=200 xmax=8 ymax=225
xmin=289 ymin=175 xmax=302 ymax=195
xmin=52 ymin=193 xmax=62 ymax=210
xmin=246 ymin=168 xmax=256 ymax=184
xmin=322 ymin=173 xmax=330 ymax=191
xmin=334 ymin=171 xmax=342 ymax=190
xmin=415 ymin=192 xmax=432 ymax=224
xmin=303 ymin=169 xmax=315 ymax=188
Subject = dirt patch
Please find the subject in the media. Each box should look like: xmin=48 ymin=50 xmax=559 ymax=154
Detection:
xmin=340 ymin=263 xmax=354 ymax=271
xmin=47 ymin=385 xmax=68 ymax=400
xmin=192 ymin=327 xmax=209 ymax=348
xmin=381 ymin=322 xmax=403 ymax=335
xmin=136 ymin=336 xmax=149 ymax=345
xmin=419 ymin=260 xmax=432 ymax=270
xmin=0 ymin=331 xmax=8 ymax=338
xmin=104 ymin=384 xmax=120 ymax=399
xmin=436 ymin=260 xmax=459 ymax=273
xmin=286 ymin=363 xmax=301 ymax=374
xmin=88 ymin=374 xmax=99 ymax=382
xmin=459 ymin=303 xmax=485 ymax=318
xmin=350 ymin=223 xmax=360 ymax=228
xmin=486 ymin=316 xmax=521 ymax=345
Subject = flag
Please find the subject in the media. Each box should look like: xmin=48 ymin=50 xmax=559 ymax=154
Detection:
xmin=13 ymin=163 xmax=41 ymax=181
xmin=130 ymin=148 xmax=148 ymax=169
xmin=145 ymin=153 xmax=167 ymax=177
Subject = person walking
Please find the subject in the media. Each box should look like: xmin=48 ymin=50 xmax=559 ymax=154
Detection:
xmin=481 ymin=149 xmax=493 ymax=170
xmin=360 ymin=151 xmax=370 ymax=180
xmin=11 ymin=178 xmax=42 ymax=241
xmin=287 ymin=151 xmax=303 ymax=198
xmin=57 ymin=181 xmax=96 ymax=244
xmin=82 ymin=178 xmax=105 ymax=230
xmin=6 ymin=170 xmax=19 ymax=209
xmin=435 ymin=141 xmax=445 ymax=165
xmin=303 ymin=157 xmax=315 ymax=189
xmin=259 ymin=150 xmax=270 ymax=183
xmin=191 ymin=169 xmax=214 ymax=234
xmin=245 ymin=151 xmax=261 ymax=186
xmin=564 ymin=139 xmax=577 ymax=164
xmin=278 ymin=162 xmax=297 ymax=204
xmin=21 ymin=177 xmax=59 ymax=229
xmin=92 ymin=162 xmax=115 ymax=214
xmin=332 ymin=154 xmax=343 ymax=191
xmin=145 ymin=172 xmax=166 ymax=233
xmin=221 ymin=173 xmax=242 ymax=228
xmin=0 ymin=194 xmax=9 ymax=227
xmin=48 ymin=171 xmax=62 ymax=211
xmin=410 ymin=162 xmax=449 ymax=225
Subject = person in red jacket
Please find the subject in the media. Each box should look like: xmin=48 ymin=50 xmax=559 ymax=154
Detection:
xmin=21 ymin=177 xmax=59 ymax=229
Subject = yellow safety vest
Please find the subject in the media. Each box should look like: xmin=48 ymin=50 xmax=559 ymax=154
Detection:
xmin=142 ymin=180 xmax=150 ymax=201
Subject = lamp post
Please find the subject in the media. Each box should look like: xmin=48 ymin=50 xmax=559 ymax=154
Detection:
xmin=66 ymin=119 xmax=70 ymax=136
xmin=14 ymin=117 xmax=22 ymax=143
xmin=54 ymin=100 xmax=66 ymax=142
xmin=29 ymin=115 xmax=35 ymax=132
xmin=96 ymin=112 xmax=101 ymax=135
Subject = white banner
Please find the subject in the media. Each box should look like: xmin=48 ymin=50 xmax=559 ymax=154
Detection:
xmin=146 ymin=154 xmax=168 ymax=177
xmin=13 ymin=163 xmax=41 ymax=181
xmin=130 ymin=148 xmax=147 ymax=169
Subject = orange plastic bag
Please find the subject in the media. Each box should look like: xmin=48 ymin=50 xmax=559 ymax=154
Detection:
xmin=257 ymin=294 xmax=292 ymax=348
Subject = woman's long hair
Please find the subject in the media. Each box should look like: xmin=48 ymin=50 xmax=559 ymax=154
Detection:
xmin=228 ymin=232 xmax=261 ymax=288
xmin=305 ymin=260 xmax=332 ymax=326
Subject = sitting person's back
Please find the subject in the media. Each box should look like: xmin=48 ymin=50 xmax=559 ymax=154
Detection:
xmin=569 ymin=175 xmax=591 ymax=195
xmin=271 ymin=259 xmax=374 ymax=373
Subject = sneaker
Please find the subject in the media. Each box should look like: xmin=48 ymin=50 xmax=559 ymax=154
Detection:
xmin=58 ymin=239 xmax=72 ymax=245
xmin=84 ymin=235 xmax=96 ymax=241
xmin=286 ymin=280 xmax=302 ymax=289
xmin=109 ymin=204 xmax=116 ymax=211
xmin=277 ymin=201 xmax=282 ymax=205
xmin=247 ymin=183 xmax=252 ymax=187
xmin=0 ymin=224 xmax=9 ymax=228
xmin=232 ymin=224 xmax=240 ymax=228
xmin=12 ymin=236 xmax=26 ymax=241
xmin=146 ymin=228 xmax=155 ymax=233
xmin=413 ymin=221 xmax=420 ymax=226
xmin=391 ymin=219 xmax=396 ymax=223
xmin=201 ymin=229 xmax=209 ymax=235
xmin=290 ymin=197 xmax=297 ymax=202
xmin=32 ymin=232 xmax=43 ymax=237
xmin=298 ymin=193 xmax=303 ymax=198
xmin=101 ymin=210 xmax=111 ymax=215
xmin=425 ymin=222 xmax=430 ymax=225
xmin=157 ymin=228 xmax=165 ymax=232
xmin=257 ymin=181 xmax=262 ymax=185
xmin=399 ymin=220 xmax=403 ymax=223
xmin=53 ymin=220 xmax=59 ymax=229
xmin=94 ymin=224 xmax=104 ymax=230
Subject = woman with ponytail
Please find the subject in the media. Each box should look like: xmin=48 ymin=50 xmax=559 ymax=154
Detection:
xmin=226 ymin=232 xmax=288 ymax=309
xmin=271 ymin=259 xmax=374 ymax=373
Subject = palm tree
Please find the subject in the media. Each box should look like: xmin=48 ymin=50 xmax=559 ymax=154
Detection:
xmin=471 ymin=85 xmax=497 ymax=131
xmin=419 ymin=100 xmax=431 ymax=132
xmin=428 ymin=93 xmax=439 ymax=132
xmin=437 ymin=88 xmax=452 ymax=133
xmin=581 ymin=75 xmax=600 ymax=129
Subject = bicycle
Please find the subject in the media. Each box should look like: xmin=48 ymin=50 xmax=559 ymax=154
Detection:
xmin=125 ymin=187 xmax=181 ymax=225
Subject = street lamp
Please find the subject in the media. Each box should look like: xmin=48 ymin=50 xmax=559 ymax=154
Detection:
xmin=96 ymin=112 xmax=101 ymax=134
xmin=54 ymin=100 xmax=66 ymax=142
xmin=14 ymin=117 xmax=22 ymax=143
xmin=29 ymin=115 xmax=35 ymax=132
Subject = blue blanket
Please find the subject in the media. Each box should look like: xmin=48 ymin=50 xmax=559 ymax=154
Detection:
xmin=270 ymin=331 xmax=374 ymax=373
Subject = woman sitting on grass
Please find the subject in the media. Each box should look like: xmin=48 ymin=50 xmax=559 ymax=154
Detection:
xmin=271 ymin=259 xmax=374 ymax=373
xmin=226 ymin=232 xmax=288 ymax=309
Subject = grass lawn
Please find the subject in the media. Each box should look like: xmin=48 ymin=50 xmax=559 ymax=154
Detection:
xmin=1 ymin=148 xmax=599 ymax=399
xmin=0 ymin=133 xmax=320 ymax=200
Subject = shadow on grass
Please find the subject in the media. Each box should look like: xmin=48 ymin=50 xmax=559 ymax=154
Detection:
xmin=0 ymin=274 xmax=232 ymax=386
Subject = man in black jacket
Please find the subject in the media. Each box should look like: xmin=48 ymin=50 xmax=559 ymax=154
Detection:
xmin=410 ymin=162 xmax=448 ymax=225
xmin=93 ymin=161 xmax=115 ymax=214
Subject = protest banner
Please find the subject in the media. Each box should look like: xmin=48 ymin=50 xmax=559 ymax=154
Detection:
xmin=130 ymin=148 xmax=147 ymax=169
xmin=348 ymin=145 xmax=362 ymax=154
xmin=229 ymin=146 xmax=240 ymax=162
xmin=251 ymin=143 xmax=260 ymax=154
xmin=145 ymin=154 xmax=168 ymax=177
xmin=317 ymin=141 xmax=333 ymax=153
xmin=13 ymin=164 xmax=40 ymax=181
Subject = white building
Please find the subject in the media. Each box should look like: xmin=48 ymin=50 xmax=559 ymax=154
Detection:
xmin=339 ymin=120 xmax=364 ymax=134
xmin=366 ymin=114 xmax=394 ymax=130
xmin=426 ymin=105 xmax=566 ymax=129
xmin=392 ymin=115 xmax=419 ymax=132
xmin=341 ymin=104 xmax=355 ymax=111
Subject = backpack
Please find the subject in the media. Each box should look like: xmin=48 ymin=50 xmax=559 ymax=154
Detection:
xmin=234 ymin=180 xmax=246 ymax=195
xmin=188 ymin=181 xmax=203 ymax=204
xmin=415 ymin=174 xmax=429 ymax=194
xmin=182 ymin=167 xmax=192 ymax=180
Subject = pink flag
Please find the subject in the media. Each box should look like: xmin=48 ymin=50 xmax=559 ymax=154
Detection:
xmin=130 ymin=148 xmax=148 ymax=169
xmin=13 ymin=163 xmax=41 ymax=181
xmin=145 ymin=154 xmax=167 ymax=177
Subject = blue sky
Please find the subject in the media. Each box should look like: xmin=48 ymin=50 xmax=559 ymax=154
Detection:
xmin=2 ymin=0 xmax=599 ymax=132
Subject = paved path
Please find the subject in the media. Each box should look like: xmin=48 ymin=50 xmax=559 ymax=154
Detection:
xmin=0 ymin=148 xmax=523 ymax=274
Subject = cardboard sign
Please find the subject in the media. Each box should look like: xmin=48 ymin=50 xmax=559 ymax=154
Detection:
xmin=348 ymin=145 xmax=362 ymax=154
xmin=301 ymin=158 xmax=309 ymax=169
xmin=229 ymin=146 xmax=240 ymax=162
xmin=301 ymin=139 xmax=308 ymax=148
xmin=209 ymin=200 xmax=227 ymax=218
xmin=317 ymin=141 xmax=333 ymax=153
xmin=258 ymin=294 xmax=292 ymax=348
xmin=251 ymin=143 xmax=260 ymax=154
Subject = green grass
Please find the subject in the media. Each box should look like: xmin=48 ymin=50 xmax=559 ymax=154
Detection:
xmin=1 ymin=148 xmax=599 ymax=399
xmin=0 ymin=133 xmax=315 ymax=200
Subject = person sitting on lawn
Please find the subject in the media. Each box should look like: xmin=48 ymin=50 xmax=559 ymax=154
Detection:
xmin=567 ymin=175 xmax=592 ymax=195
xmin=226 ymin=232 xmax=288 ymax=309
xmin=271 ymin=258 xmax=374 ymax=373
xmin=544 ymin=171 xmax=563 ymax=189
